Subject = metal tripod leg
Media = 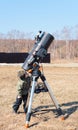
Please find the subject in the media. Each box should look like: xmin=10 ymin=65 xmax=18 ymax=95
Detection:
xmin=40 ymin=74 xmax=64 ymax=117
xmin=25 ymin=76 xmax=37 ymax=128
xmin=25 ymin=70 xmax=64 ymax=128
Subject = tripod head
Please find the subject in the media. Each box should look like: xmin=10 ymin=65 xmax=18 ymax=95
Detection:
xmin=22 ymin=31 xmax=54 ymax=71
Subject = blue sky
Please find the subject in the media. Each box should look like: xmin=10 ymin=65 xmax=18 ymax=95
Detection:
xmin=0 ymin=0 xmax=78 ymax=36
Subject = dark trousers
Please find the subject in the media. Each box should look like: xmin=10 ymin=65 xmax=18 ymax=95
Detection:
xmin=12 ymin=93 xmax=28 ymax=113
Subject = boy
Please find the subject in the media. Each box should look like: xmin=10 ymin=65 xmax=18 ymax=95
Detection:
xmin=12 ymin=70 xmax=31 ymax=113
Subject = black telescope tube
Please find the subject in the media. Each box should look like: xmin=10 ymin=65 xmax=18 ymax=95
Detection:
xmin=39 ymin=32 xmax=54 ymax=50
xmin=22 ymin=32 xmax=54 ymax=71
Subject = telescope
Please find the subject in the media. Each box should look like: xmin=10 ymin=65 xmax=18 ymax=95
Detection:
xmin=22 ymin=31 xmax=64 ymax=128
xmin=22 ymin=31 xmax=54 ymax=71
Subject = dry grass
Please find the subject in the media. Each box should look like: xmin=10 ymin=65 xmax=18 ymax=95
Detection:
xmin=0 ymin=64 xmax=78 ymax=130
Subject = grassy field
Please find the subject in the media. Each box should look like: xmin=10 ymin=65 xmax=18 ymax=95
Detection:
xmin=0 ymin=64 xmax=78 ymax=130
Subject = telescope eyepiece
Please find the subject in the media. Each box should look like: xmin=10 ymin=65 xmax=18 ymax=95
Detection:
xmin=35 ymin=30 xmax=42 ymax=41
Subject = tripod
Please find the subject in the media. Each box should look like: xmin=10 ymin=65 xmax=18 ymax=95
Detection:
xmin=25 ymin=62 xmax=64 ymax=128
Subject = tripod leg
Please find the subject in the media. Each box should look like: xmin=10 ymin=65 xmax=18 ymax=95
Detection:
xmin=40 ymin=74 xmax=64 ymax=117
xmin=25 ymin=76 xmax=37 ymax=128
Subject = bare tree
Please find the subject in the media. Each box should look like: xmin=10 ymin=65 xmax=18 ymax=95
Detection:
xmin=75 ymin=24 xmax=78 ymax=39
xmin=60 ymin=26 xmax=72 ymax=60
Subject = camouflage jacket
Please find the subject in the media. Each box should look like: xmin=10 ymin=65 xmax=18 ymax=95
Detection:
xmin=17 ymin=77 xmax=31 ymax=96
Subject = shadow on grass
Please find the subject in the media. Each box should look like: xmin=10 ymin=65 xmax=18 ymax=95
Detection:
xmin=60 ymin=101 xmax=78 ymax=119
xmin=32 ymin=101 xmax=78 ymax=119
